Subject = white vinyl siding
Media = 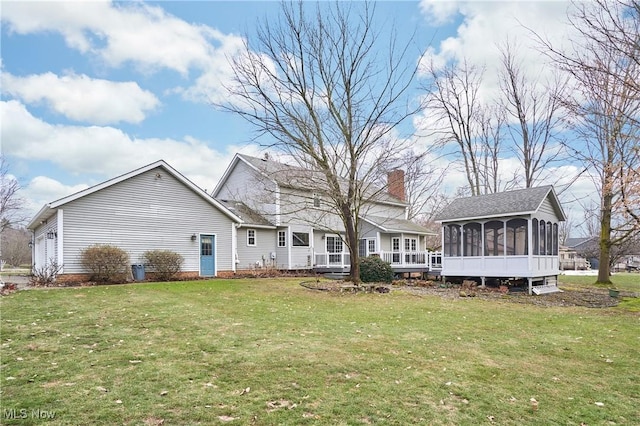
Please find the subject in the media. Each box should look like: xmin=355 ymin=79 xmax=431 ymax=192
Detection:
xmin=58 ymin=167 xmax=236 ymax=275
xmin=215 ymin=160 xmax=278 ymax=218
xmin=363 ymin=201 xmax=407 ymax=220
xmin=289 ymin=226 xmax=313 ymax=269
xmin=236 ymin=228 xmax=276 ymax=270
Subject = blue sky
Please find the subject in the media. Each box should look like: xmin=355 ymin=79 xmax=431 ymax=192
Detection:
xmin=1 ymin=1 xmax=593 ymax=227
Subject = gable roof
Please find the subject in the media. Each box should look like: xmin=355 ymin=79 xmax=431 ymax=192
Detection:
xmin=217 ymin=199 xmax=275 ymax=228
xmin=434 ymin=185 xmax=567 ymax=222
xmin=363 ymin=215 xmax=437 ymax=235
xmin=27 ymin=160 xmax=243 ymax=230
xmin=564 ymin=237 xmax=597 ymax=249
xmin=213 ymin=153 xmax=407 ymax=207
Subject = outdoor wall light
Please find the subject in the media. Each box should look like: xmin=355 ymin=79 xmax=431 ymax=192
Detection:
xmin=28 ymin=241 xmax=33 ymax=248
xmin=191 ymin=234 xmax=197 ymax=241
xmin=46 ymin=231 xmax=57 ymax=239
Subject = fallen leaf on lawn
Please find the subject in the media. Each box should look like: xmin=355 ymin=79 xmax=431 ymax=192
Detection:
xmin=594 ymin=402 xmax=604 ymax=407
xmin=143 ymin=417 xmax=164 ymax=426
xmin=266 ymin=400 xmax=296 ymax=412
xmin=160 ymin=390 xmax=168 ymax=396
xmin=129 ymin=360 xmax=142 ymax=364
xmin=530 ymin=398 xmax=538 ymax=411
xmin=487 ymin=415 xmax=496 ymax=422
xmin=218 ymin=415 xmax=236 ymax=422
xmin=303 ymin=412 xmax=317 ymax=419
xmin=239 ymin=387 xmax=250 ymax=395
xmin=115 ymin=399 xmax=123 ymax=404
xmin=96 ymin=386 xmax=108 ymax=392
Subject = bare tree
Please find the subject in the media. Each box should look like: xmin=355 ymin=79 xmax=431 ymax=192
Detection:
xmin=0 ymin=227 xmax=31 ymax=267
xmin=221 ymin=1 xmax=419 ymax=283
xmin=536 ymin=0 xmax=640 ymax=283
xmin=381 ymin=150 xmax=445 ymax=222
xmin=423 ymin=59 xmax=488 ymax=196
xmin=477 ymin=105 xmax=512 ymax=194
xmin=558 ymin=214 xmax=573 ymax=246
xmin=498 ymin=42 xmax=569 ymax=188
xmin=0 ymin=156 xmax=26 ymax=234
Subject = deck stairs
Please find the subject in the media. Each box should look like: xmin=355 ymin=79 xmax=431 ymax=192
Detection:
xmin=532 ymin=277 xmax=563 ymax=295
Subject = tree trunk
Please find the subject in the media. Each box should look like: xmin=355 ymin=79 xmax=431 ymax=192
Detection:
xmin=341 ymin=203 xmax=360 ymax=284
xmin=597 ymin=192 xmax=613 ymax=284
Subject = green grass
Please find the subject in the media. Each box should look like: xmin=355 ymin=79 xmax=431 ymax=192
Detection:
xmin=559 ymin=272 xmax=640 ymax=292
xmin=1 ymin=278 xmax=638 ymax=425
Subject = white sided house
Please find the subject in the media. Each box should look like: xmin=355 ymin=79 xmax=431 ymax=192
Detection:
xmin=213 ymin=153 xmax=440 ymax=276
xmin=435 ymin=186 xmax=567 ymax=294
xmin=27 ymin=161 xmax=243 ymax=281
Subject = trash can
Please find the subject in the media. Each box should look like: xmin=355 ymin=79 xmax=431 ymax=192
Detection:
xmin=132 ymin=264 xmax=145 ymax=281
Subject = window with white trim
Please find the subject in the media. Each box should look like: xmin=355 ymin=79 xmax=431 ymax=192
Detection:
xmin=404 ymin=238 xmax=417 ymax=252
xmin=292 ymin=232 xmax=309 ymax=247
xmin=247 ymin=229 xmax=256 ymax=246
xmin=392 ymin=237 xmax=400 ymax=263
xmin=278 ymin=230 xmax=286 ymax=247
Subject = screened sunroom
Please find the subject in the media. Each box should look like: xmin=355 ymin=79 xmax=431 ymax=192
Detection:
xmin=435 ymin=186 xmax=567 ymax=294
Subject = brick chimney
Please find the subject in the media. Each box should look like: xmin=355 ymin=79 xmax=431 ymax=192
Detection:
xmin=387 ymin=169 xmax=405 ymax=202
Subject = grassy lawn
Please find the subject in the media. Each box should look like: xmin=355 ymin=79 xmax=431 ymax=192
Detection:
xmin=559 ymin=272 xmax=640 ymax=292
xmin=1 ymin=278 xmax=638 ymax=425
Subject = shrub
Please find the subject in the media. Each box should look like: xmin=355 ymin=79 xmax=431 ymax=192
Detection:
xmin=80 ymin=244 xmax=129 ymax=283
xmin=359 ymin=256 xmax=394 ymax=283
xmin=29 ymin=260 xmax=63 ymax=287
xmin=143 ymin=250 xmax=184 ymax=281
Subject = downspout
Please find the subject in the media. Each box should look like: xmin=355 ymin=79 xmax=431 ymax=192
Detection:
xmin=232 ymin=223 xmax=240 ymax=273
xmin=30 ymin=230 xmax=35 ymax=274
xmin=57 ymin=209 xmax=64 ymax=274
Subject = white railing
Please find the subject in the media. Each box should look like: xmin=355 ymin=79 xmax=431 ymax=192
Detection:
xmin=314 ymin=253 xmax=351 ymax=268
xmin=314 ymin=251 xmax=442 ymax=270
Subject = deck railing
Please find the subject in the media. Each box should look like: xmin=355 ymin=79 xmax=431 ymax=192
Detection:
xmin=314 ymin=251 xmax=442 ymax=270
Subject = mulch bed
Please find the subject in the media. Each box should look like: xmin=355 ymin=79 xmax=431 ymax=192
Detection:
xmin=301 ymin=280 xmax=635 ymax=308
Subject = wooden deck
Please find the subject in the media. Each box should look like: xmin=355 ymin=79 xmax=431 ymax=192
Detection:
xmin=313 ymin=251 xmax=443 ymax=276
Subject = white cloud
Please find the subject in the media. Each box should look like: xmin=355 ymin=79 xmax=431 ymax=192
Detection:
xmin=21 ymin=176 xmax=90 ymax=218
xmin=1 ymin=71 xmax=159 ymax=124
xmin=1 ymin=100 xmax=260 ymax=206
xmin=1 ymin=1 xmax=245 ymax=102
xmin=418 ymin=1 xmax=574 ymax=100
xmin=420 ymin=0 xmax=460 ymax=25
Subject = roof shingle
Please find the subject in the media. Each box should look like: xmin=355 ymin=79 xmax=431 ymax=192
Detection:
xmin=435 ymin=186 xmax=564 ymax=222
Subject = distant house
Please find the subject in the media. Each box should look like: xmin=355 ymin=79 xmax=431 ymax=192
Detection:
xmin=434 ymin=186 xmax=567 ymax=294
xmin=27 ymin=161 xmax=244 ymax=281
xmin=559 ymin=237 xmax=596 ymax=270
xmin=213 ymin=153 xmax=439 ymax=275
